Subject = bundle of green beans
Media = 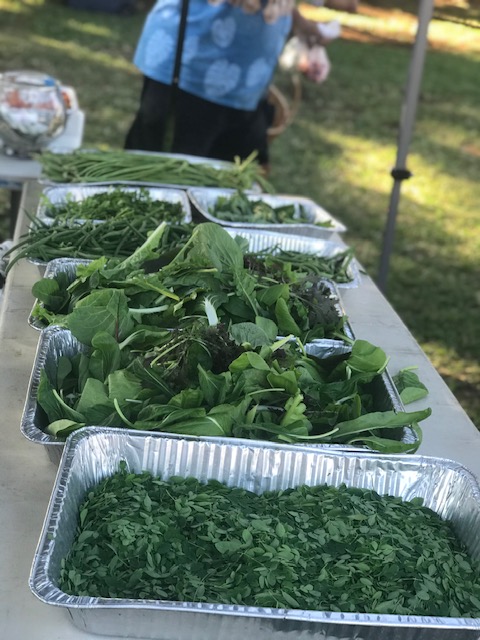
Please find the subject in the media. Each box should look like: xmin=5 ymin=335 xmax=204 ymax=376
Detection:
xmin=39 ymin=149 xmax=272 ymax=191
xmin=4 ymin=215 xmax=195 ymax=271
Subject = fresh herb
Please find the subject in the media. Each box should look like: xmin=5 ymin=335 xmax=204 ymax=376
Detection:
xmin=244 ymin=246 xmax=355 ymax=284
xmin=30 ymin=223 xmax=348 ymax=344
xmin=41 ymin=187 xmax=185 ymax=222
xmin=210 ymin=190 xmax=333 ymax=227
xmin=59 ymin=467 xmax=480 ymax=619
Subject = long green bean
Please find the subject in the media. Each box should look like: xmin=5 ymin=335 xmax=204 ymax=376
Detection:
xmin=4 ymin=214 xmax=195 ymax=271
xmin=39 ymin=149 xmax=272 ymax=191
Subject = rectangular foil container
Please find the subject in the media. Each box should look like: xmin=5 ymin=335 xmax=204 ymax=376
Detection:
xmin=28 ymin=258 xmax=93 ymax=330
xmin=28 ymin=256 xmax=355 ymax=352
xmin=20 ymin=327 xmax=414 ymax=465
xmin=27 ymin=183 xmax=191 ymax=275
xmin=225 ymin=227 xmax=361 ymax=288
xmin=39 ymin=151 xmax=262 ymax=192
xmin=30 ymin=428 xmax=480 ymax=640
xmin=36 ymin=183 xmax=192 ymax=224
xmin=188 ymin=187 xmax=347 ymax=240
xmin=27 ymin=224 xmax=360 ymax=286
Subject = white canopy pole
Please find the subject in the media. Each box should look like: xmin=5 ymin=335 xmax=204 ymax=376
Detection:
xmin=377 ymin=0 xmax=435 ymax=292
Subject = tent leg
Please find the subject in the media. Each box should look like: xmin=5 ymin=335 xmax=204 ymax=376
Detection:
xmin=376 ymin=0 xmax=435 ymax=293
xmin=378 ymin=167 xmax=412 ymax=293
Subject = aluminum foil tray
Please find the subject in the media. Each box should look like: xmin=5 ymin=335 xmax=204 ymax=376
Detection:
xmin=225 ymin=227 xmax=361 ymax=288
xmin=20 ymin=327 xmax=414 ymax=465
xmin=28 ymin=260 xmax=355 ymax=368
xmin=26 ymin=224 xmax=360 ymax=286
xmin=188 ymin=187 xmax=347 ymax=239
xmin=30 ymin=427 xmax=480 ymax=640
xmin=39 ymin=151 xmax=262 ymax=192
xmin=28 ymin=258 xmax=89 ymax=330
xmin=36 ymin=184 xmax=192 ymax=224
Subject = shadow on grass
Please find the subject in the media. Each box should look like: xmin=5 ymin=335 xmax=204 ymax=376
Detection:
xmin=270 ymin=120 xmax=480 ymax=359
xmin=272 ymin=132 xmax=480 ymax=425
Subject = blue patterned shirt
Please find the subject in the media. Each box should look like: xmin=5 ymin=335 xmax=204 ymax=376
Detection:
xmin=133 ymin=0 xmax=292 ymax=110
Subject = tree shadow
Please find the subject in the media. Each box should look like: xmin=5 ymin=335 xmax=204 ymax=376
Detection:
xmin=272 ymin=131 xmax=480 ymax=424
xmin=270 ymin=119 xmax=480 ymax=366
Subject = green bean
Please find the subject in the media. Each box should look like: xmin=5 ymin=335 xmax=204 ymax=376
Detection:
xmin=39 ymin=149 xmax=272 ymax=191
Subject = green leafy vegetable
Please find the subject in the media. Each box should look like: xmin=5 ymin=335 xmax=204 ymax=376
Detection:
xmin=210 ymin=190 xmax=333 ymax=227
xmin=243 ymin=246 xmax=355 ymax=285
xmin=31 ymin=223 xmax=349 ymax=345
xmin=59 ymin=468 xmax=480 ymax=619
xmin=41 ymin=186 xmax=185 ymax=222
xmin=38 ymin=319 xmax=429 ymax=452
xmin=393 ymin=367 xmax=429 ymax=405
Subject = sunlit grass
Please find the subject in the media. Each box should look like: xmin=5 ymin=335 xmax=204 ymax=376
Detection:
xmin=301 ymin=2 xmax=480 ymax=52
xmin=0 ymin=0 xmax=26 ymax=13
xmin=31 ymin=36 xmax=137 ymax=71
xmin=65 ymin=19 xmax=114 ymax=37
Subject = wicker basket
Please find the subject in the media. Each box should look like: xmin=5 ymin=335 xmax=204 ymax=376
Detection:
xmin=266 ymin=74 xmax=302 ymax=143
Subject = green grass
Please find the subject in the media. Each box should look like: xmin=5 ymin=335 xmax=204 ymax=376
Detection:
xmin=1 ymin=0 xmax=479 ymax=426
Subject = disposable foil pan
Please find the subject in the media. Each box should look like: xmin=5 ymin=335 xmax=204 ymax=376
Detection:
xmin=36 ymin=184 xmax=192 ymax=223
xmin=28 ymin=259 xmax=355 ymax=346
xmin=39 ymin=151 xmax=262 ymax=192
xmin=20 ymin=327 xmax=414 ymax=465
xmin=225 ymin=227 xmax=361 ymax=288
xmin=30 ymin=427 xmax=480 ymax=640
xmin=26 ymin=224 xmax=360 ymax=286
xmin=188 ymin=187 xmax=346 ymax=239
xmin=28 ymin=258 xmax=89 ymax=330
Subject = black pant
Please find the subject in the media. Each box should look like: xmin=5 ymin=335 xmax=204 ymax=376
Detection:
xmin=125 ymin=77 xmax=271 ymax=165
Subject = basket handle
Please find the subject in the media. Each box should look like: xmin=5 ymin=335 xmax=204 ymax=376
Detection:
xmin=285 ymin=73 xmax=302 ymax=128
xmin=266 ymin=73 xmax=303 ymax=141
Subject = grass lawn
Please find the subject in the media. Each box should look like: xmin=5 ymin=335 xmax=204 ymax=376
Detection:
xmin=0 ymin=0 xmax=479 ymax=426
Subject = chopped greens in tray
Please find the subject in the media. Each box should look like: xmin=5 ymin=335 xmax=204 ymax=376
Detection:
xmin=40 ymin=186 xmax=185 ymax=222
xmin=31 ymin=223 xmax=349 ymax=343
xmin=60 ymin=466 xmax=480 ymax=619
xmin=209 ymin=190 xmax=333 ymax=226
xmin=37 ymin=317 xmax=429 ymax=451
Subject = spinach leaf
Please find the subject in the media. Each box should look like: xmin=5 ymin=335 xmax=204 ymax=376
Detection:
xmin=66 ymin=289 xmax=135 ymax=345
xmin=393 ymin=367 xmax=429 ymax=404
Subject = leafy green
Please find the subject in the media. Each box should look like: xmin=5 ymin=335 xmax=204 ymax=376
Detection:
xmin=393 ymin=367 xmax=429 ymax=405
xmin=59 ymin=469 xmax=480 ymax=620
xmin=243 ymin=246 xmax=355 ymax=285
xmin=32 ymin=223 xmax=348 ymax=345
xmin=38 ymin=321 xmax=429 ymax=452
xmin=42 ymin=187 xmax=185 ymax=223
xmin=209 ymin=190 xmax=334 ymax=227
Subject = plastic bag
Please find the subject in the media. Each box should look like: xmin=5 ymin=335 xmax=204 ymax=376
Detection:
xmin=279 ymin=36 xmax=331 ymax=84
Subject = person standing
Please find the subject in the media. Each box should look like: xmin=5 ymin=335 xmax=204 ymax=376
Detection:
xmin=124 ymin=0 xmax=333 ymax=166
